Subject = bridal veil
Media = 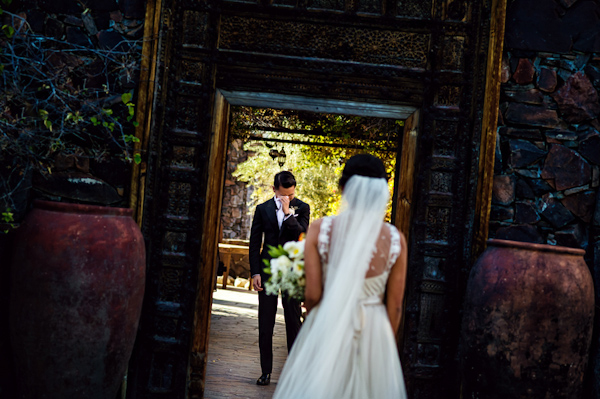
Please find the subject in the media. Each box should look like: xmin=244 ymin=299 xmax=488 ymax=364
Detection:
xmin=274 ymin=175 xmax=401 ymax=398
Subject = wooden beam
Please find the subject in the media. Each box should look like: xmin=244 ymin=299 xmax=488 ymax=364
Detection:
xmin=220 ymin=90 xmax=417 ymax=119
xmin=238 ymin=134 xmax=399 ymax=151
xmin=395 ymin=109 xmax=419 ymax=244
xmin=190 ymin=90 xmax=231 ymax=396
xmin=393 ymin=108 xmax=419 ymax=353
xmin=472 ymin=0 xmax=508 ymax=260
xmin=129 ymin=0 xmax=162 ymax=225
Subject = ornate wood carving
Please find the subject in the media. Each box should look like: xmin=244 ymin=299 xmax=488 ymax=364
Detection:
xmin=127 ymin=0 xmax=507 ymax=398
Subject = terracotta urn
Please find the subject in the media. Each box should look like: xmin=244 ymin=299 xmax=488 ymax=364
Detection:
xmin=9 ymin=200 xmax=146 ymax=399
xmin=460 ymin=239 xmax=594 ymax=399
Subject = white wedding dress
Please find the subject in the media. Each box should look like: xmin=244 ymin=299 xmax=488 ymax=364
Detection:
xmin=273 ymin=176 xmax=407 ymax=399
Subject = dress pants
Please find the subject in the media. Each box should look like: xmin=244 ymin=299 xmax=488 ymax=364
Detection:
xmin=258 ymin=288 xmax=302 ymax=374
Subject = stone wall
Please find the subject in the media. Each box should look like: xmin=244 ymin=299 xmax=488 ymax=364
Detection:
xmin=219 ymin=139 xmax=253 ymax=279
xmin=221 ymin=139 xmax=253 ymax=241
xmin=490 ymin=55 xmax=600 ymax=248
xmin=491 ymin=0 xmax=600 ymax=396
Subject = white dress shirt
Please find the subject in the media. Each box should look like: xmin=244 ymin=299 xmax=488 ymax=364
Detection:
xmin=274 ymin=196 xmax=292 ymax=228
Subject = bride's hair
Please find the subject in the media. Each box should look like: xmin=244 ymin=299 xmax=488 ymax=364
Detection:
xmin=339 ymin=154 xmax=387 ymax=188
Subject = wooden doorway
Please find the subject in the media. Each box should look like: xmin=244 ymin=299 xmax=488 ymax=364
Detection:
xmin=201 ymin=92 xmax=419 ymax=396
xmin=125 ymin=0 xmax=506 ymax=397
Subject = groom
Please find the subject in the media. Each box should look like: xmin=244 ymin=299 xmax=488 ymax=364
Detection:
xmin=249 ymin=171 xmax=310 ymax=386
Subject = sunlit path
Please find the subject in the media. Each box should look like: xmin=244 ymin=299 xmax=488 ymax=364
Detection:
xmin=204 ymin=287 xmax=288 ymax=399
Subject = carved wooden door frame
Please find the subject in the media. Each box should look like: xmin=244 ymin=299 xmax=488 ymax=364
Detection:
xmin=126 ymin=0 xmax=507 ymax=397
xmin=197 ymin=89 xmax=420 ymax=374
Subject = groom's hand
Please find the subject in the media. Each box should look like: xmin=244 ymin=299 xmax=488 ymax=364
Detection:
xmin=252 ymin=275 xmax=263 ymax=291
xmin=279 ymin=195 xmax=291 ymax=215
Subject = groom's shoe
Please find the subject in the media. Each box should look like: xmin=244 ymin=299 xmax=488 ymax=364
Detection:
xmin=256 ymin=373 xmax=271 ymax=386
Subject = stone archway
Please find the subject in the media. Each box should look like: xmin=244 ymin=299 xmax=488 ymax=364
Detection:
xmin=126 ymin=1 xmax=507 ymax=398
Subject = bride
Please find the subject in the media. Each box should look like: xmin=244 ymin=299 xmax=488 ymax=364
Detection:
xmin=273 ymin=154 xmax=408 ymax=399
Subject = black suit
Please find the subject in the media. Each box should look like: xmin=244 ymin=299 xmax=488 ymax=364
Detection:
xmin=249 ymin=197 xmax=310 ymax=374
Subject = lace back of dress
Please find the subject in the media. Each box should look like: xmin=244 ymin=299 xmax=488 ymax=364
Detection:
xmin=318 ymin=217 xmax=401 ymax=280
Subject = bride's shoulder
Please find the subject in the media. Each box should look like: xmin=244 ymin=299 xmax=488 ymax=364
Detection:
xmin=307 ymin=217 xmax=333 ymax=235
xmin=384 ymin=223 xmax=405 ymax=240
xmin=384 ymin=222 xmax=399 ymax=233
xmin=308 ymin=217 xmax=328 ymax=230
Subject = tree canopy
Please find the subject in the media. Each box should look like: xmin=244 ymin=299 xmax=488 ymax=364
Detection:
xmin=231 ymin=107 xmax=403 ymax=222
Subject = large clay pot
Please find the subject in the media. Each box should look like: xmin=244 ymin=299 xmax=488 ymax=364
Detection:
xmin=9 ymin=200 xmax=146 ymax=399
xmin=460 ymin=239 xmax=594 ymax=399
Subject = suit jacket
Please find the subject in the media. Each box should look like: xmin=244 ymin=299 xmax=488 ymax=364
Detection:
xmin=249 ymin=197 xmax=310 ymax=278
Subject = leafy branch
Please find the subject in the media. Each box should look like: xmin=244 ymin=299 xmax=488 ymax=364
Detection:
xmin=0 ymin=9 xmax=144 ymax=213
xmin=0 ymin=10 xmax=142 ymax=173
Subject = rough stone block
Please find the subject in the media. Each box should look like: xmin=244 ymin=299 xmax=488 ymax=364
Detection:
xmin=504 ymin=88 xmax=544 ymax=104
xmin=551 ymin=71 xmax=600 ymax=123
xmin=515 ymin=169 xmax=541 ymax=179
xmin=545 ymin=129 xmax=579 ymax=143
xmin=579 ymin=131 xmax=600 ymax=165
xmin=516 ymin=178 xmax=535 ymax=199
xmin=494 ymin=135 xmax=503 ymax=174
xmin=492 ymin=175 xmax=516 ymax=205
xmin=94 ymin=12 xmax=112 ymax=31
xmin=527 ymin=179 xmax=553 ymax=197
xmin=82 ymin=12 xmax=98 ymax=36
xmin=537 ymin=194 xmax=575 ymax=228
xmin=490 ymin=205 xmax=514 ymax=222
xmin=515 ymin=201 xmax=540 ymax=224
xmin=541 ymin=144 xmax=592 ymax=191
xmin=508 ymin=139 xmax=546 ymax=169
xmin=505 ymin=103 xmax=561 ymax=128
xmin=594 ymin=191 xmax=600 ymax=226
xmin=66 ymin=27 xmax=93 ymax=48
xmin=538 ymin=67 xmax=557 ymax=92
xmin=555 ymin=224 xmax=587 ymax=249
xmin=499 ymin=127 xmax=543 ymax=140
xmin=98 ymin=30 xmax=130 ymax=52
xmin=585 ymin=64 xmax=600 ymax=89
xmin=513 ymin=58 xmax=535 ymax=84
xmin=110 ymin=10 xmax=123 ymax=23
xmin=45 ymin=16 xmax=65 ymax=40
xmin=501 ymin=55 xmax=511 ymax=83
xmin=64 ymin=15 xmax=84 ymax=27
xmin=561 ymin=190 xmax=597 ymax=223
xmin=495 ymin=223 xmax=544 ymax=244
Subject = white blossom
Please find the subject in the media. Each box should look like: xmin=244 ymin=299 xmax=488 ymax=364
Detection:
xmin=283 ymin=241 xmax=305 ymax=259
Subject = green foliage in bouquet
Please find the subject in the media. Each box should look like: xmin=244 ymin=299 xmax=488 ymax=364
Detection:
xmin=262 ymin=241 xmax=306 ymax=302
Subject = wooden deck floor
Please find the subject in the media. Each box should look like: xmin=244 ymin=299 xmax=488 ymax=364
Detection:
xmin=204 ymin=287 xmax=288 ymax=399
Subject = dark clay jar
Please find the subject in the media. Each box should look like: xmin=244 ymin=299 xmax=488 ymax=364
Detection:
xmin=460 ymin=239 xmax=594 ymax=399
xmin=10 ymin=200 xmax=146 ymax=399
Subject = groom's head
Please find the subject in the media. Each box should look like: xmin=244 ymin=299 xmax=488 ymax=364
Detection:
xmin=273 ymin=171 xmax=296 ymax=200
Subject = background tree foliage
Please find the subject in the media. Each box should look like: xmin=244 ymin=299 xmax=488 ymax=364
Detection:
xmin=231 ymin=107 xmax=402 ymax=222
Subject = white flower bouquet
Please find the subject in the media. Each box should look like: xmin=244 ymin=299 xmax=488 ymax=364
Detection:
xmin=263 ymin=240 xmax=306 ymax=301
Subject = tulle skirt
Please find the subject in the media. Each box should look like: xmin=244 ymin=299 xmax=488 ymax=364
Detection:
xmin=273 ymin=301 xmax=407 ymax=399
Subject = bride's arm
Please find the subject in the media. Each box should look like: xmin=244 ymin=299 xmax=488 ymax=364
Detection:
xmin=303 ymin=219 xmax=324 ymax=314
xmin=386 ymin=231 xmax=408 ymax=333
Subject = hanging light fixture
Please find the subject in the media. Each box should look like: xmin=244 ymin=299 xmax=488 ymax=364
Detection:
xmin=277 ymin=148 xmax=286 ymax=167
